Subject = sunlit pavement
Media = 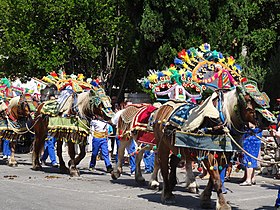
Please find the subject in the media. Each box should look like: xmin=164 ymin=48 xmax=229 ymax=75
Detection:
xmin=0 ymin=152 xmax=279 ymax=210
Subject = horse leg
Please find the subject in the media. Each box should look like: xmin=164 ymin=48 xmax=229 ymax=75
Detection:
xmin=111 ymin=138 xmax=130 ymax=180
xmin=32 ymin=117 xmax=47 ymax=170
xmin=8 ymin=141 xmax=17 ymax=167
xmin=148 ymin=151 xmax=160 ymax=190
xmin=200 ymin=175 xmax=214 ymax=209
xmin=135 ymin=144 xmax=145 ymax=184
xmin=159 ymin=139 xmax=175 ymax=204
xmin=74 ymin=144 xmax=86 ymax=166
xmin=169 ymin=154 xmax=180 ymax=190
xmin=57 ymin=140 xmax=68 ymax=174
xmin=201 ymin=155 xmax=231 ymax=210
xmin=67 ymin=141 xmax=80 ymax=177
xmin=212 ymin=166 xmax=231 ymax=209
xmin=185 ymin=158 xmax=199 ymax=194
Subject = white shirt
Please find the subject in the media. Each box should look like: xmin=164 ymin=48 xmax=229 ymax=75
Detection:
xmin=90 ymin=119 xmax=110 ymax=133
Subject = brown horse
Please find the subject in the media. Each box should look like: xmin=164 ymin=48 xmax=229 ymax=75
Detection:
xmin=0 ymin=94 xmax=34 ymax=166
xmin=32 ymin=89 xmax=114 ymax=176
xmin=153 ymin=88 xmax=272 ymax=209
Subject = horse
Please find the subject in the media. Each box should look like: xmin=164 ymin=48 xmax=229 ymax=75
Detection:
xmin=0 ymin=94 xmax=35 ymax=166
xmin=32 ymin=87 xmax=114 ymax=176
xmin=152 ymin=87 xmax=273 ymax=209
xmin=111 ymin=104 xmax=161 ymax=189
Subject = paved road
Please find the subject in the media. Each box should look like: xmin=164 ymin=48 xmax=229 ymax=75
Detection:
xmin=0 ymin=153 xmax=279 ymax=210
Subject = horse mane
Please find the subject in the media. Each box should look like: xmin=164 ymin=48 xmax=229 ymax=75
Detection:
xmin=76 ymin=91 xmax=91 ymax=117
xmin=222 ymin=89 xmax=239 ymax=129
xmin=58 ymin=91 xmax=92 ymax=118
xmin=8 ymin=96 xmax=20 ymax=110
xmin=0 ymin=101 xmax=8 ymax=112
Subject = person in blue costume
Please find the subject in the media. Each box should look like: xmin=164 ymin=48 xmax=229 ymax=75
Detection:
xmin=2 ymin=138 xmax=11 ymax=160
xmin=240 ymin=122 xmax=262 ymax=186
xmin=40 ymin=134 xmax=58 ymax=167
xmin=89 ymin=118 xmax=113 ymax=173
xmin=143 ymin=146 xmax=155 ymax=174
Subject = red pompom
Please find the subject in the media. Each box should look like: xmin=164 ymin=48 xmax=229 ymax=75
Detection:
xmin=197 ymin=167 xmax=203 ymax=172
xmin=214 ymin=154 xmax=218 ymax=159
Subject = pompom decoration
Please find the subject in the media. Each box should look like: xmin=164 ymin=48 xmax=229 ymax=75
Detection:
xmin=214 ymin=154 xmax=218 ymax=159
xmin=219 ymin=166 xmax=223 ymax=171
xmin=210 ymin=166 xmax=214 ymax=170
xmin=197 ymin=167 xmax=203 ymax=172
xmin=177 ymin=154 xmax=182 ymax=159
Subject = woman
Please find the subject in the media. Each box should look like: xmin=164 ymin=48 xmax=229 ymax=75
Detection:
xmin=240 ymin=122 xmax=262 ymax=186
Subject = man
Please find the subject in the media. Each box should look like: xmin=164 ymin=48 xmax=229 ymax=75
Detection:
xmin=89 ymin=118 xmax=113 ymax=173
xmin=40 ymin=134 xmax=58 ymax=167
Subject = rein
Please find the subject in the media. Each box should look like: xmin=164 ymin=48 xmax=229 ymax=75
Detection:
xmin=225 ymin=128 xmax=280 ymax=165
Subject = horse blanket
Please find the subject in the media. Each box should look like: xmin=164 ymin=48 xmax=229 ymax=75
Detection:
xmin=48 ymin=116 xmax=89 ymax=145
xmin=175 ymin=131 xmax=241 ymax=152
xmin=130 ymin=105 xmax=157 ymax=145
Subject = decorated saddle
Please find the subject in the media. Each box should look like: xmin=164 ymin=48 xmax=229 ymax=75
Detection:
xmin=130 ymin=105 xmax=158 ymax=145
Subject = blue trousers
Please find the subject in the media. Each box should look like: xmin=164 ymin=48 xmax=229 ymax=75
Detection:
xmin=3 ymin=139 xmax=11 ymax=156
xmin=90 ymin=137 xmax=112 ymax=168
xmin=143 ymin=150 xmax=155 ymax=173
xmin=220 ymin=166 xmax=227 ymax=194
xmin=115 ymin=137 xmax=136 ymax=174
xmin=41 ymin=135 xmax=57 ymax=165
xmin=276 ymin=187 xmax=280 ymax=207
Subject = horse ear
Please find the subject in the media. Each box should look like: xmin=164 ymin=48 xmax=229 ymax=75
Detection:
xmin=236 ymin=86 xmax=246 ymax=106
xmin=90 ymin=89 xmax=96 ymax=96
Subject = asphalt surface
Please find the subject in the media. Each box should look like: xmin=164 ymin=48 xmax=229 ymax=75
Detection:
xmin=0 ymin=152 xmax=279 ymax=210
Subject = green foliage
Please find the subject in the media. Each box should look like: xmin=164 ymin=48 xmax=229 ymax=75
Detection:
xmin=0 ymin=0 xmax=278 ymax=101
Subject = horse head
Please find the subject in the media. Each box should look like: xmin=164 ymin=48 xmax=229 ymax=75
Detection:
xmin=88 ymin=88 xmax=114 ymax=121
xmin=222 ymin=82 xmax=276 ymax=134
xmin=8 ymin=94 xmax=32 ymax=121
xmin=236 ymin=80 xmax=276 ymax=129
xmin=40 ymin=84 xmax=59 ymax=102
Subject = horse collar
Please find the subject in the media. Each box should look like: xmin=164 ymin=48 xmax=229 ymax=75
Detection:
xmin=217 ymin=91 xmax=225 ymax=123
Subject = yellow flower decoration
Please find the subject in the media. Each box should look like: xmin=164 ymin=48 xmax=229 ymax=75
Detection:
xmin=147 ymin=74 xmax=158 ymax=83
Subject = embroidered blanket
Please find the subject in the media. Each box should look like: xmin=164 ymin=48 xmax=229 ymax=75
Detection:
xmin=168 ymin=102 xmax=197 ymax=129
xmin=175 ymin=131 xmax=241 ymax=152
xmin=48 ymin=116 xmax=89 ymax=145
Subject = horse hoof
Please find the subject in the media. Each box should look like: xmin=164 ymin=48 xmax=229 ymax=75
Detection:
xmin=111 ymin=170 xmax=120 ymax=180
xmin=111 ymin=173 xmax=119 ymax=180
xmin=70 ymin=170 xmax=80 ymax=177
xmin=8 ymin=162 xmax=18 ymax=167
xmin=136 ymin=177 xmax=146 ymax=185
xmin=32 ymin=165 xmax=42 ymax=171
xmin=186 ymin=187 xmax=199 ymax=194
xmin=216 ymin=200 xmax=231 ymax=210
xmin=148 ymin=180 xmax=160 ymax=190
